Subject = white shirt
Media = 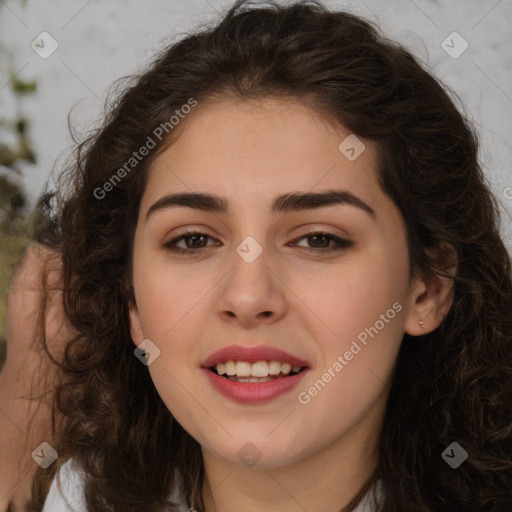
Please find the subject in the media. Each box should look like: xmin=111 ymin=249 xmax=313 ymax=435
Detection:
xmin=43 ymin=459 xmax=382 ymax=511
xmin=42 ymin=460 xmax=189 ymax=512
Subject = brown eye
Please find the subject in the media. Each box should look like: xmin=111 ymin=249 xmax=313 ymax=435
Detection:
xmin=163 ymin=231 xmax=219 ymax=254
xmin=291 ymin=232 xmax=353 ymax=253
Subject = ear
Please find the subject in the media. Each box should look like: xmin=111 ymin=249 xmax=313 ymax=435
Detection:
xmin=128 ymin=300 xmax=145 ymax=348
xmin=404 ymin=242 xmax=458 ymax=336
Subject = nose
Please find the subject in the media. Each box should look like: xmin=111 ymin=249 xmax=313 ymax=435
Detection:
xmin=216 ymin=245 xmax=288 ymax=327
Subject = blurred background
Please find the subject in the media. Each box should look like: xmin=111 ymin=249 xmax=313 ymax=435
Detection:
xmin=0 ymin=0 xmax=511 ymax=369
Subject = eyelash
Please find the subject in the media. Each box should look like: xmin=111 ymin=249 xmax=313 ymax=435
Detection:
xmin=163 ymin=230 xmax=353 ymax=255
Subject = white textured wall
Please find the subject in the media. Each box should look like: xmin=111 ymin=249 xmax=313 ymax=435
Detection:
xmin=1 ymin=0 xmax=511 ymax=248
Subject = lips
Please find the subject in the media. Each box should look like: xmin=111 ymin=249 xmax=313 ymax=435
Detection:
xmin=200 ymin=344 xmax=311 ymax=403
xmin=201 ymin=344 xmax=310 ymax=368
xmin=203 ymin=367 xmax=309 ymax=403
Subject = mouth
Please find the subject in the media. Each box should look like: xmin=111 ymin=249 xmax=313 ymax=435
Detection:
xmin=208 ymin=360 xmax=307 ymax=383
xmin=201 ymin=344 xmax=310 ymax=402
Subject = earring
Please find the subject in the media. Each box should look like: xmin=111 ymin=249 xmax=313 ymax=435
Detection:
xmin=419 ymin=320 xmax=424 ymax=329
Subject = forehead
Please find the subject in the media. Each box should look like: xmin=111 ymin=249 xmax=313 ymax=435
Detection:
xmin=143 ymin=96 xmax=381 ymax=213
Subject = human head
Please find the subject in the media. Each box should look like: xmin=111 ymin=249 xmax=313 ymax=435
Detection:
xmin=30 ymin=1 xmax=512 ymax=511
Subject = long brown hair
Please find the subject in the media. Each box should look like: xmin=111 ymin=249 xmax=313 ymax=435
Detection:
xmin=23 ymin=1 xmax=512 ymax=510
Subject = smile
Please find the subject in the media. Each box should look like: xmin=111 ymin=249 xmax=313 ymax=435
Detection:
xmin=201 ymin=344 xmax=311 ymax=403
xmin=210 ymin=360 xmax=305 ymax=382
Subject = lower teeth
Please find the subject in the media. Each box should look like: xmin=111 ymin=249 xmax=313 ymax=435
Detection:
xmin=224 ymin=372 xmax=299 ymax=383
xmin=227 ymin=376 xmax=274 ymax=383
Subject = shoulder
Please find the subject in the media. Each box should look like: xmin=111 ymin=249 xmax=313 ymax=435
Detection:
xmin=354 ymin=479 xmax=385 ymax=512
xmin=42 ymin=459 xmax=190 ymax=512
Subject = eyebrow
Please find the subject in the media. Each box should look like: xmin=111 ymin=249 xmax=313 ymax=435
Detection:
xmin=146 ymin=189 xmax=376 ymax=220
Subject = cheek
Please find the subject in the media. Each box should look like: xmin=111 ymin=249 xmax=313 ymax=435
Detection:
xmin=133 ymin=265 xmax=204 ymax=417
xmin=294 ymin=270 xmax=404 ymax=441
xmin=292 ymin=248 xmax=407 ymax=398
xmin=291 ymin=252 xmax=407 ymax=341
xmin=133 ymin=260 xmax=209 ymax=341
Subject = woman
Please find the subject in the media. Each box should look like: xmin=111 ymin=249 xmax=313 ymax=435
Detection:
xmin=4 ymin=0 xmax=512 ymax=510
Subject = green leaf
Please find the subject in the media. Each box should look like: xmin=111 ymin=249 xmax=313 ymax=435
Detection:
xmin=11 ymin=77 xmax=37 ymax=94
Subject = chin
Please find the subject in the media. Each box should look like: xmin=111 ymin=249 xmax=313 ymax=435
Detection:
xmin=204 ymin=437 xmax=307 ymax=469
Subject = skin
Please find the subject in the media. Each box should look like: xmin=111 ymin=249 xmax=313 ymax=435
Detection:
xmin=0 ymin=244 xmax=70 ymax=511
xmin=128 ymin=96 xmax=456 ymax=512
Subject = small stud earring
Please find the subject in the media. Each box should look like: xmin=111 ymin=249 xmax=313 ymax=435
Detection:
xmin=419 ymin=320 xmax=424 ymax=329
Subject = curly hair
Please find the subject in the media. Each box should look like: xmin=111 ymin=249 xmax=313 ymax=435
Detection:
xmin=22 ymin=0 xmax=512 ymax=511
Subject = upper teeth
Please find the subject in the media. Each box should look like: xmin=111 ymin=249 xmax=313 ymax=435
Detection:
xmin=215 ymin=361 xmax=303 ymax=378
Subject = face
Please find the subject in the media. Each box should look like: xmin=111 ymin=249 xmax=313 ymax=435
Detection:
xmin=129 ymin=96 xmax=423 ymax=469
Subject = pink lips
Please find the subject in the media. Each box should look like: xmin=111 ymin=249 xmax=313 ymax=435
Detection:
xmin=203 ymin=368 xmax=309 ymax=404
xmin=201 ymin=344 xmax=310 ymax=368
xmin=201 ymin=344 xmax=311 ymax=404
